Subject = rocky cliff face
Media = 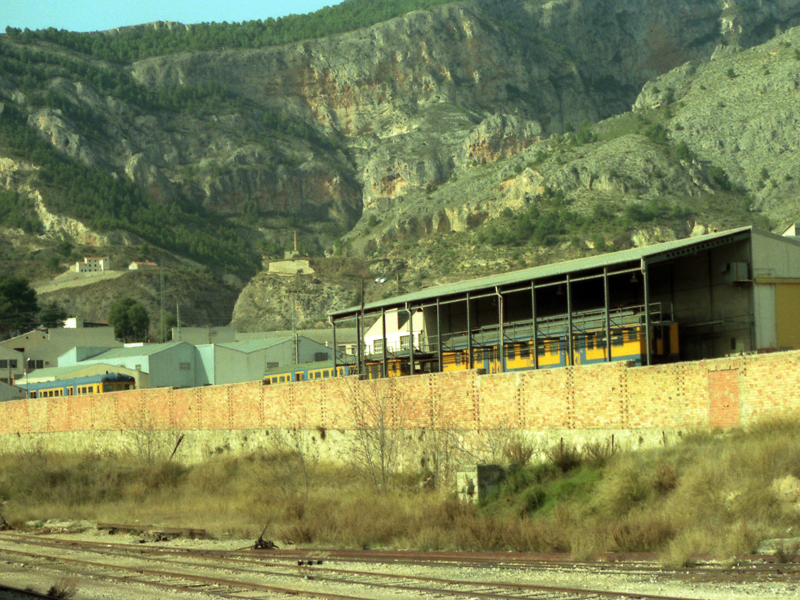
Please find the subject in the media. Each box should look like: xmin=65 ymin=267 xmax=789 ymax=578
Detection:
xmin=125 ymin=0 xmax=800 ymax=225
xmin=3 ymin=0 xmax=800 ymax=329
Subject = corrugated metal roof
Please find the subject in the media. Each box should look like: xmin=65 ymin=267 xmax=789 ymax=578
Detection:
xmin=216 ymin=338 xmax=293 ymax=353
xmin=330 ymin=227 xmax=759 ymax=318
xmin=90 ymin=341 xmax=185 ymax=360
xmin=20 ymin=365 xmax=89 ymax=379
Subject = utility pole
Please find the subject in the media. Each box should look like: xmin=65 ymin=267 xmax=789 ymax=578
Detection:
xmin=159 ymin=268 xmax=164 ymax=342
xmin=360 ymin=279 xmax=366 ymax=376
xmin=291 ymin=292 xmax=298 ymax=364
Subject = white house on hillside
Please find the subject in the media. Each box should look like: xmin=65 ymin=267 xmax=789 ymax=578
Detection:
xmin=75 ymin=256 xmax=110 ymax=272
xmin=128 ymin=261 xmax=158 ymax=271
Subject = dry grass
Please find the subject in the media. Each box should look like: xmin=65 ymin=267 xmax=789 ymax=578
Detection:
xmin=1 ymin=417 xmax=799 ymax=558
xmin=46 ymin=576 xmax=78 ymax=598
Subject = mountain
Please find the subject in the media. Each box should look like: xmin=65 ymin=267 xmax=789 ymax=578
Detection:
xmin=1 ymin=0 xmax=800 ymax=332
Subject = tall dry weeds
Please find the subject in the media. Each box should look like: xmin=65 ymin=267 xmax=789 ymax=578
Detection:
xmin=0 ymin=417 xmax=798 ymax=556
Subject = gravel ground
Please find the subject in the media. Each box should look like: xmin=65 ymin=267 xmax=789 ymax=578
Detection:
xmin=0 ymin=521 xmax=798 ymax=600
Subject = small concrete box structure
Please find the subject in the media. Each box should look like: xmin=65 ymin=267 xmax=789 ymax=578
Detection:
xmin=457 ymin=464 xmax=505 ymax=504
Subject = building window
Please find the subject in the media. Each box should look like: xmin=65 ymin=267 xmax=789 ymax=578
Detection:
xmin=0 ymin=360 xmax=6 ymax=369
xmin=9 ymin=360 xmax=17 ymax=369
xmin=266 ymin=362 xmax=278 ymax=369
xmin=400 ymin=336 xmax=410 ymax=350
xmin=373 ymin=340 xmax=383 ymax=354
xmin=314 ymin=352 xmax=328 ymax=362
xmin=179 ymin=362 xmax=191 ymax=370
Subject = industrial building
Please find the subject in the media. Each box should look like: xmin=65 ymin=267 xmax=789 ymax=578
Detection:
xmin=329 ymin=227 xmax=800 ymax=377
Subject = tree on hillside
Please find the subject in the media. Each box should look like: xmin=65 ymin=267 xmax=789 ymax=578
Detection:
xmin=39 ymin=301 xmax=68 ymax=329
xmin=108 ymin=297 xmax=150 ymax=342
xmin=0 ymin=275 xmax=39 ymax=339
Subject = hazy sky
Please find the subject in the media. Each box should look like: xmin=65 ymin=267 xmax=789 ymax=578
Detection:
xmin=1 ymin=1 xmax=345 ymax=33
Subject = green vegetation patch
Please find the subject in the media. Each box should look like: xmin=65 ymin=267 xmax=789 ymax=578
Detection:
xmin=0 ymin=189 xmax=43 ymax=234
xmin=0 ymin=105 xmax=259 ymax=275
xmin=5 ymin=0 xmax=460 ymax=63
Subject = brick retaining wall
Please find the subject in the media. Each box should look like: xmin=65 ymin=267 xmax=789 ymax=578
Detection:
xmin=3 ymin=351 xmax=800 ymax=438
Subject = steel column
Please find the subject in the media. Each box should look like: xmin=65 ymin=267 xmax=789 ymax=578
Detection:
xmin=381 ymin=308 xmax=387 ymax=378
xmin=531 ymin=281 xmax=538 ymax=369
xmin=566 ymin=274 xmax=573 ymax=366
xmin=356 ymin=314 xmax=362 ymax=376
xmin=497 ymin=287 xmax=505 ymax=373
xmin=407 ymin=304 xmax=415 ymax=376
xmin=643 ymin=259 xmax=651 ymax=366
xmin=436 ymin=298 xmax=443 ymax=372
xmin=332 ymin=318 xmax=338 ymax=372
xmin=466 ymin=293 xmax=474 ymax=369
xmin=604 ymin=267 xmax=611 ymax=362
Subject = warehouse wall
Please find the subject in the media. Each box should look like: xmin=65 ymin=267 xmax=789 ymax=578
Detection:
xmin=1 ymin=350 xmax=799 ymax=463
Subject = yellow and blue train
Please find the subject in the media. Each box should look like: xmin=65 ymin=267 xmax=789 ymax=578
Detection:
xmin=441 ymin=323 xmax=679 ymax=373
xmin=18 ymin=373 xmax=136 ymax=398
xmin=263 ymin=322 xmax=679 ymax=383
xmin=263 ymin=361 xmax=356 ymax=384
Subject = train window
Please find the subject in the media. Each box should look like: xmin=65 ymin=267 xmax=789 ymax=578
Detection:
xmin=475 ymin=348 xmax=482 ymax=362
xmin=586 ymin=334 xmax=595 ymax=350
xmin=612 ymin=329 xmax=624 ymax=347
xmin=455 ymin=352 xmax=461 ymax=366
xmin=628 ymin=328 xmax=639 ymax=341
xmin=507 ymin=345 xmax=515 ymax=360
xmin=597 ymin=332 xmax=607 ymax=349
xmin=30 ymin=391 xmax=37 ymax=398
xmin=67 ymin=387 xmax=74 ymax=396
xmin=323 ymin=370 xmax=330 ymax=379
xmin=520 ymin=344 xmax=530 ymax=358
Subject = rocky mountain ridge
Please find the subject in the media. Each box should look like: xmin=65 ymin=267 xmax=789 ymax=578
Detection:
xmin=1 ymin=0 xmax=800 ymax=331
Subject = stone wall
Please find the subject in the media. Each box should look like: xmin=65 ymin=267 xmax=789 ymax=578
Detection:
xmin=2 ymin=351 xmax=800 ymax=463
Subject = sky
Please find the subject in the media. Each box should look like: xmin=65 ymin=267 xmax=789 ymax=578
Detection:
xmin=1 ymin=1 xmax=345 ymax=33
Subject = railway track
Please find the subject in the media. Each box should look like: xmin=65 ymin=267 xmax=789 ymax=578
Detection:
xmin=0 ymin=531 xmax=796 ymax=600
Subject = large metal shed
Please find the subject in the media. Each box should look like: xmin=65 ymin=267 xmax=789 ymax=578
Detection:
xmin=329 ymin=227 xmax=800 ymax=376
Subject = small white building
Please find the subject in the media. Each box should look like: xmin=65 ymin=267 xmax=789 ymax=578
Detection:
xmin=364 ymin=309 xmax=425 ymax=355
xmin=75 ymin=256 xmax=110 ymax=272
xmin=128 ymin=261 xmax=158 ymax=271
